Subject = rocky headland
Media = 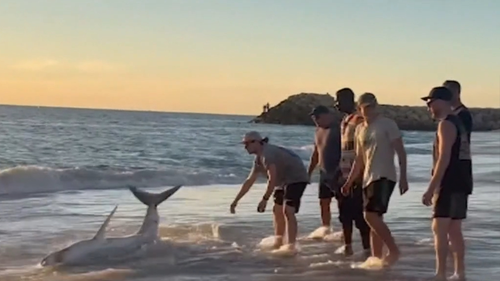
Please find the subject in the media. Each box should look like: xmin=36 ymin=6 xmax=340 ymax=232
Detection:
xmin=251 ymin=93 xmax=500 ymax=131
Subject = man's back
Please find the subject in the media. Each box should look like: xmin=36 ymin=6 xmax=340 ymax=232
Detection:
xmin=454 ymin=105 xmax=473 ymax=142
xmin=256 ymin=144 xmax=309 ymax=186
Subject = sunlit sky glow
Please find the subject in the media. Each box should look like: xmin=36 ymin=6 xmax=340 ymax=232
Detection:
xmin=1 ymin=0 xmax=499 ymax=114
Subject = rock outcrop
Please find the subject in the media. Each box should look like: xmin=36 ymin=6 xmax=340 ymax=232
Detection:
xmin=251 ymin=93 xmax=500 ymax=131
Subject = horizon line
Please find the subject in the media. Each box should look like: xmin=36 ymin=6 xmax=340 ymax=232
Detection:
xmin=0 ymin=103 xmax=255 ymax=118
xmin=1 ymin=99 xmax=499 ymax=116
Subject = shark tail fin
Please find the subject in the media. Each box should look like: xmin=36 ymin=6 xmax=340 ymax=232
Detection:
xmin=93 ymin=205 xmax=118 ymax=240
xmin=128 ymin=185 xmax=182 ymax=207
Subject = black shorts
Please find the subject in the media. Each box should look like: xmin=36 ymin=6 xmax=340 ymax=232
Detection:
xmin=433 ymin=192 xmax=468 ymax=220
xmin=319 ymin=182 xmax=335 ymax=200
xmin=318 ymin=171 xmax=336 ymax=199
xmin=336 ymin=183 xmax=369 ymax=231
xmin=274 ymin=182 xmax=308 ymax=213
xmin=363 ymin=178 xmax=396 ymax=215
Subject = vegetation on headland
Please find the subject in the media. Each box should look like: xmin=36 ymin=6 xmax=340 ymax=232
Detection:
xmin=251 ymin=93 xmax=500 ymax=131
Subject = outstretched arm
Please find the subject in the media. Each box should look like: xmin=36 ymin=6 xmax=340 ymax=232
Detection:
xmin=232 ymin=167 xmax=258 ymax=205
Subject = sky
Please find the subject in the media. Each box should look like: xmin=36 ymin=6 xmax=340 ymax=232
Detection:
xmin=1 ymin=0 xmax=499 ymax=115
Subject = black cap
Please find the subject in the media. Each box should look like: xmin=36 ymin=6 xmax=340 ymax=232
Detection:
xmin=421 ymin=86 xmax=453 ymax=102
xmin=309 ymin=105 xmax=330 ymax=116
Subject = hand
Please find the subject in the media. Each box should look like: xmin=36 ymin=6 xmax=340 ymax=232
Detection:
xmin=230 ymin=202 xmax=237 ymax=214
xmin=399 ymin=177 xmax=409 ymax=195
xmin=422 ymin=189 xmax=434 ymax=206
xmin=341 ymin=181 xmax=352 ymax=196
xmin=257 ymin=199 xmax=267 ymax=213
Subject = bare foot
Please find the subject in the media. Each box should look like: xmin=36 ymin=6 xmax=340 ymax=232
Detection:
xmin=448 ymin=273 xmax=466 ymax=281
xmin=343 ymin=245 xmax=353 ymax=257
xmin=382 ymin=251 xmax=400 ymax=266
xmin=281 ymin=243 xmax=296 ymax=251
xmin=429 ymin=273 xmax=447 ymax=281
xmin=273 ymin=237 xmax=283 ymax=249
xmin=271 ymin=243 xmax=298 ymax=257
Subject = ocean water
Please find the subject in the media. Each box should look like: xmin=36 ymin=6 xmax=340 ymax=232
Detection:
xmin=0 ymin=105 xmax=498 ymax=281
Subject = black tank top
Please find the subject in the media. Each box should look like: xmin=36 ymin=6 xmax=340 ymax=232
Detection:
xmin=432 ymin=114 xmax=473 ymax=194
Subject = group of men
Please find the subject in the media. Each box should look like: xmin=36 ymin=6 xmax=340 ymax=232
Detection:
xmin=230 ymin=80 xmax=473 ymax=280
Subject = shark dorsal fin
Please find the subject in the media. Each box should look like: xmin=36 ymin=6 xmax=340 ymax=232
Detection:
xmin=93 ymin=205 xmax=118 ymax=240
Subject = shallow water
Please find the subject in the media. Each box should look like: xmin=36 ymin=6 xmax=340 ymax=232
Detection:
xmin=0 ymin=105 xmax=499 ymax=281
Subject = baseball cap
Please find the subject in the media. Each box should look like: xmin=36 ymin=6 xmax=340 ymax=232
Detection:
xmin=241 ymin=131 xmax=263 ymax=143
xmin=421 ymin=86 xmax=452 ymax=102
xmin=357 ymin=93 xmax=378 ymax=107
xmin=309 ymin=105 xmax=330 ymax=116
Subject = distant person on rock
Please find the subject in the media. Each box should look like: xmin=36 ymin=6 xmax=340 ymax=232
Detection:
xmin=307 ymin=105 xmax=341 ymax=238
xmin=333 ymin=88 xmax=371 ymax=256
xmin=341 ymin=93 xmax=409 ymax=266
xmin=230 ymin=131 xmax=309 ymax=253
xmin=421 ymin=87 xmax=472 ymax=280
xmin=443 ymin=80 xmax=473 ymax=141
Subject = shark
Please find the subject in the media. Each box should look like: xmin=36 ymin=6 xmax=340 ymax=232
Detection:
xmin=40 ymin=185 xmax=182 ymax=266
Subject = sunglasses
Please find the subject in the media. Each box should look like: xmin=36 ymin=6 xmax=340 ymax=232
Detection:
xmin=426 ymin=99 xmax=437 ymax=107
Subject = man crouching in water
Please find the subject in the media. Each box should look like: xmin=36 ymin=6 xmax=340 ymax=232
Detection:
xmin=230 ymin=131 xmax=309 ymax=251
xmin=334 ymin=88 xmax=371 ymax=256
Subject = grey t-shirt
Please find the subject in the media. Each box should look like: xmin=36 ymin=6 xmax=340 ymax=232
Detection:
xmin=314 ymin=125 xmax=341 ymax=177
xmin=251 ymin=143 xmax=309 ymax=187
xmin=355 ymin=116 xmax=401 ymax=188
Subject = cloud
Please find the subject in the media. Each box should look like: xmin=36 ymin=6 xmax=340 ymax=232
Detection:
xmin=12 ymin=59 xmax=61 ymax=71
xmin=11 ymin=59 xmax=124 ymax=73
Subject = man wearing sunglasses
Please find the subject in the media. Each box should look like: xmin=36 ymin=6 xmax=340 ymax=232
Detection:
xmin=230 ymin=131 xmax=309 ymax=252
xmin=341 ymin=93 xmax=409 ymax=266
xmin=421 ymin=86 xmax=472 ymax=280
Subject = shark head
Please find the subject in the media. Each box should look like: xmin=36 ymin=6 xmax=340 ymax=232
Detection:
xmin=40 ymin=240 xmax=96 ymax=266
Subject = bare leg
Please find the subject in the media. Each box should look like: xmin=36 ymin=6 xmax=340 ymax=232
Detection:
xmin=283 ymin=204 xmax=298 ymax=246
xmin=448 ymin=220 xmax=465 ymax=280
xmin=370 ymin=230 xmax=383 ymax=258
xmin=355 ymin=217 xmax=371 ymax=251
xmin=320 ymin=198 xmax=332 ymax=228
xmin=432 ymin=218 xmax=452 ymax=279
xmin=342 ymin=221 xmax=354 ymax=256
xmin=272 ymin=204 xmax=285 ymax=248
xmin=364 ymin=212 xmax=400 ymax=264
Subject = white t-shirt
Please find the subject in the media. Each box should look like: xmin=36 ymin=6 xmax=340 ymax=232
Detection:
xmin=355 ymin=116 xmax=402 ymax=188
